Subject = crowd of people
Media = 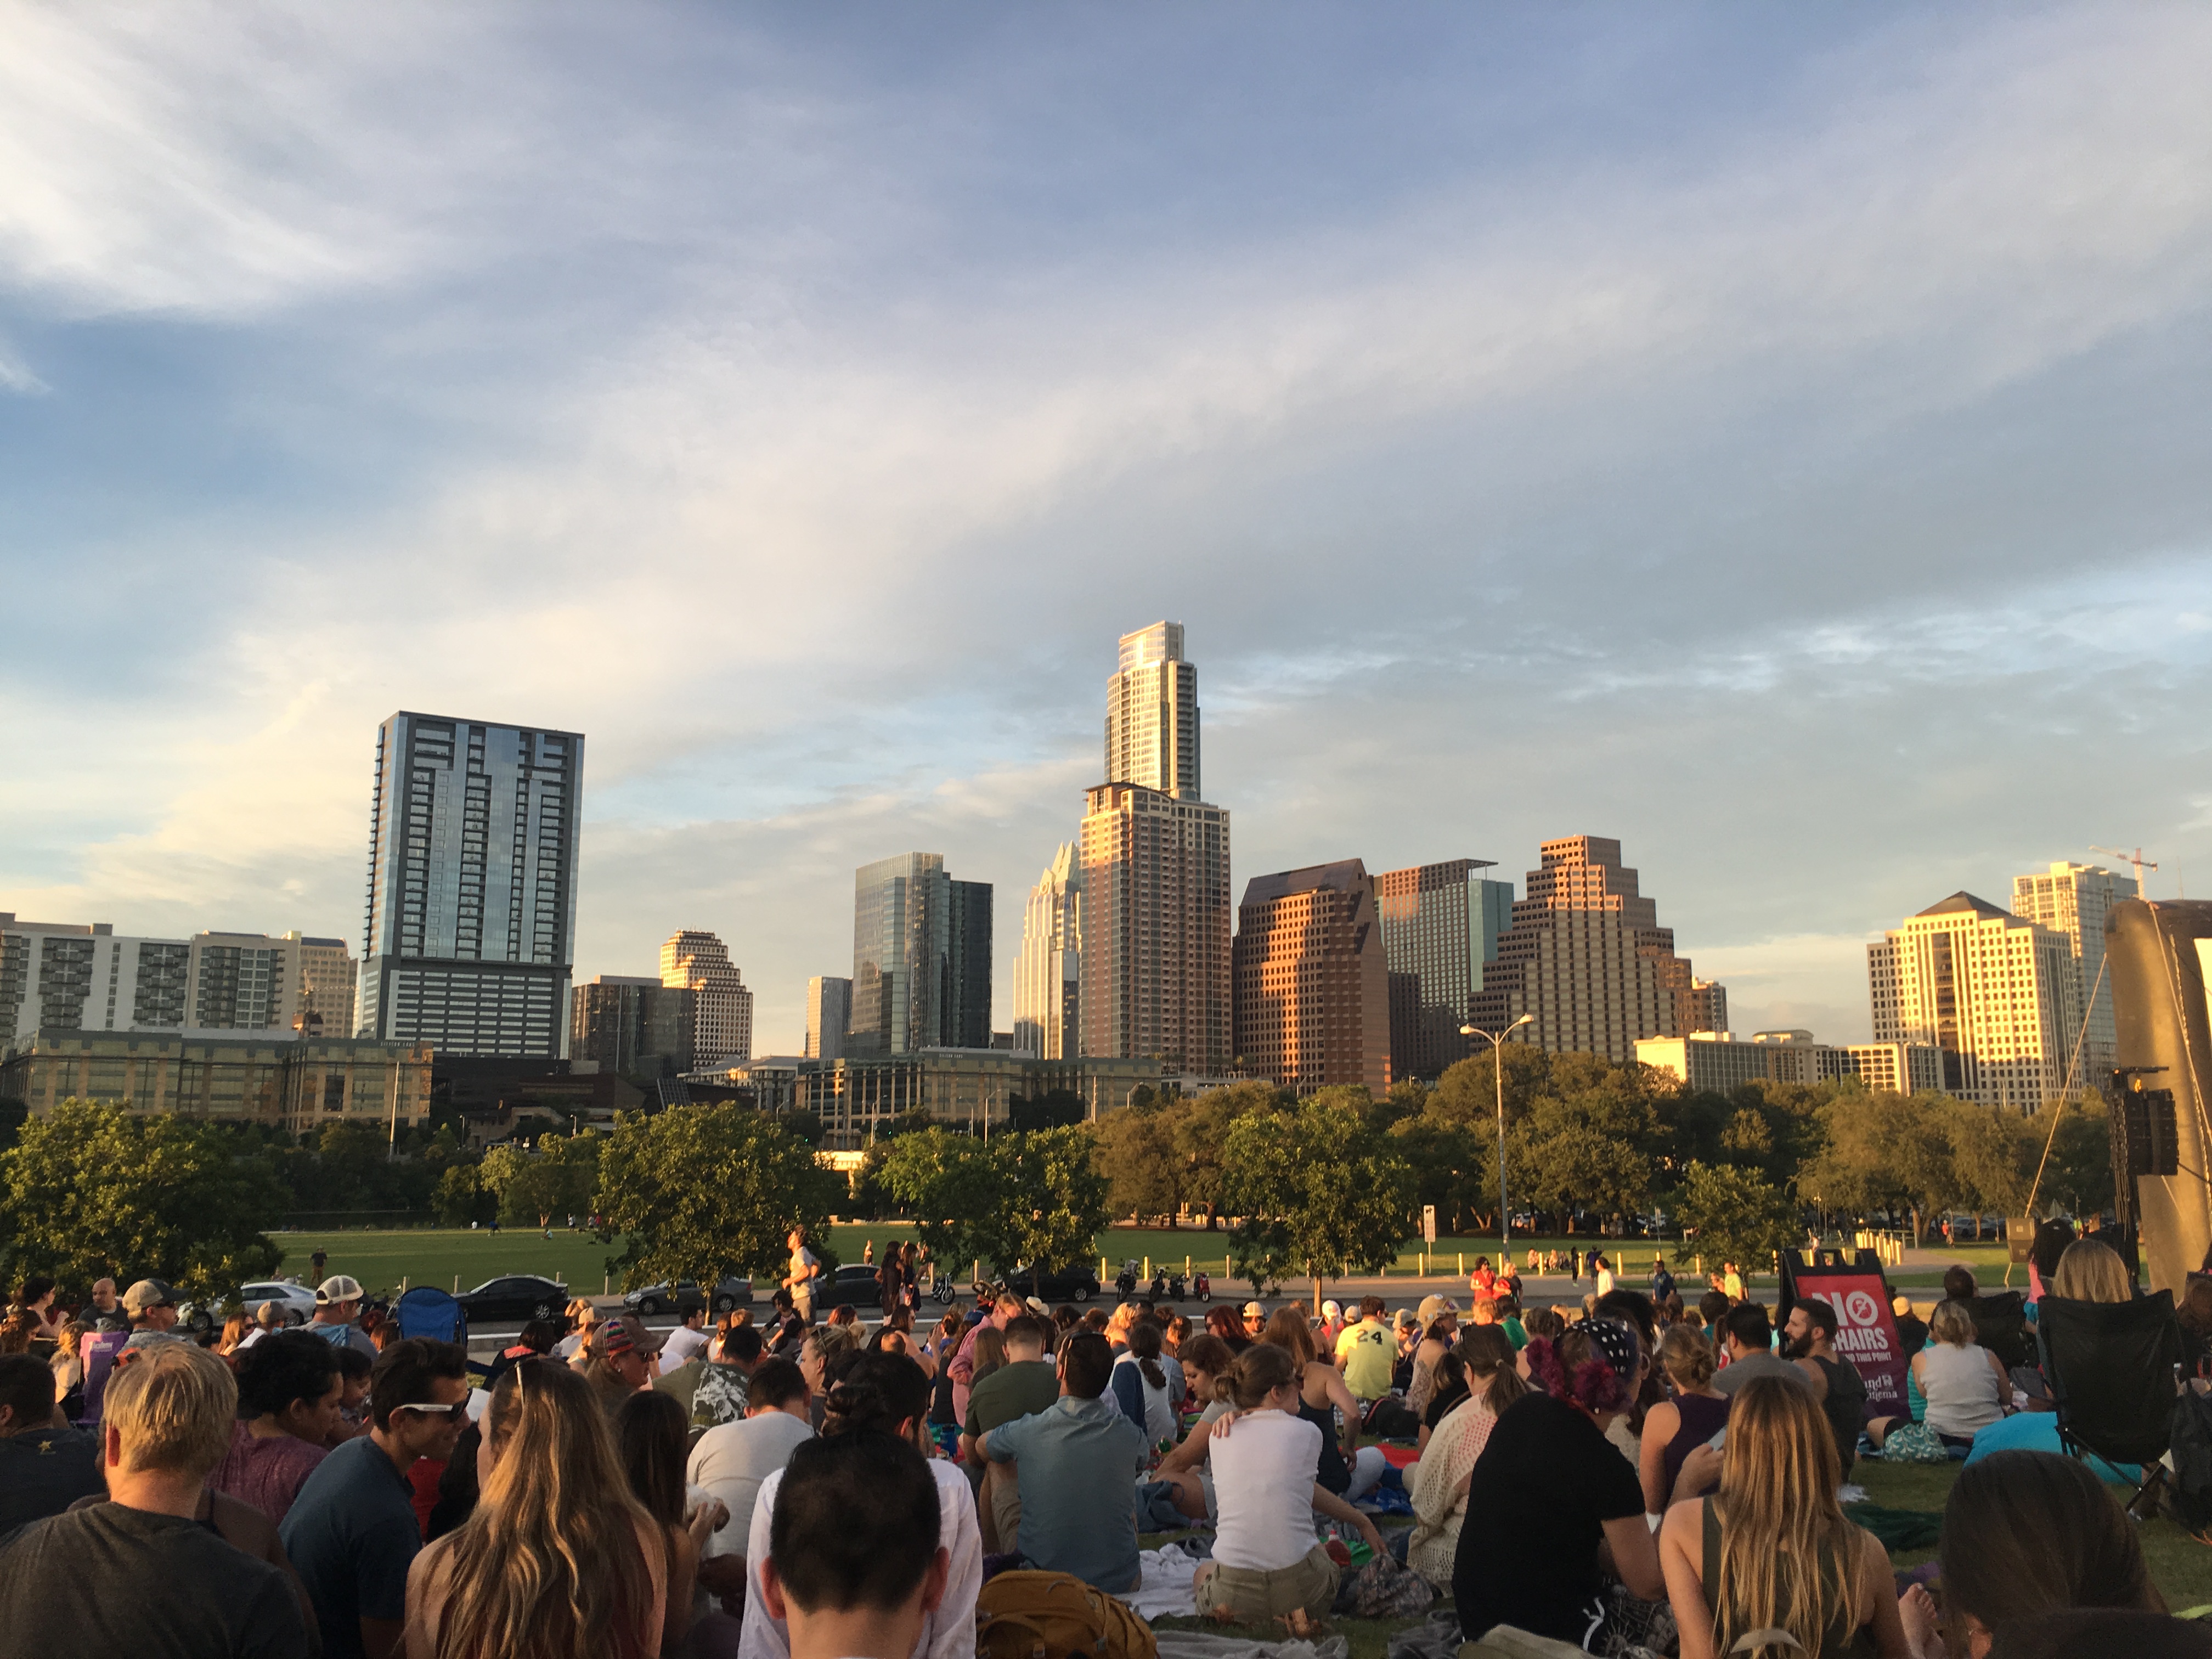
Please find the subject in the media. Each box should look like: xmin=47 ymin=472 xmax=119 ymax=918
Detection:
xmin=3 ymin=1221 xmax=2208 ymax=1658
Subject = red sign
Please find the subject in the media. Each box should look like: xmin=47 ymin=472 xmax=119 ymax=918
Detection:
xmin=1792 ymin=1269 xmax=1910 ymax=1415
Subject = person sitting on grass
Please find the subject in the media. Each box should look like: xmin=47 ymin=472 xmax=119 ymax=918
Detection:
xmin=1639 ymin=1323 xmax=1729 ymax=1516
xmin=1899 ymin=1448 xmax=2170 ymax=1659
xmin=761 ymin=1433 xmax=949 ymax=1659
xmin=1407 ymin=1325 xmax=1527 ymax=1589
xmin=1867 ymin=1299 xmax=2005 ymax=1452
xmin=1194 ymin=1343 xmax=1387 ymax=1630
xmin=1261 ymin=1306 xmax=1389 ymax=1501
xmin=1452 ymin=1319 xmax=1664 ymax=1647
xmin=1659 ymin=1374 xmax=1911 ymax=1659
xmin=1152 ymin=1333 xmax=1239 ymax=1523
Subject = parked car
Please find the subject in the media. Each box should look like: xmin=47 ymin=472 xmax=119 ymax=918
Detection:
xmin=622 ymin=1274 xmax=754 ymax=1317
xmin=453 ymin=1274 xmax=569 ymax=1323
xmin=997 ymin=1263 xmax=1099 ymax=1303
xmin=238 ymin=1280 xmax=318 ymax=1327
xmin=825 ymin=1263 xmax=887 ymax=1305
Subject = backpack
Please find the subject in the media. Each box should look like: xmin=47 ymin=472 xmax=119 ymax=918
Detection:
xmin=2165 ymin=1386 xmax=2212 ymax=1533
xmin=1364 ymin=1395 xmax=1422 ymax=1441
xmin=975 ymin=1570 xmax=1156 ymax=1659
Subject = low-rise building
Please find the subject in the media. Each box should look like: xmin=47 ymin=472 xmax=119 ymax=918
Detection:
xmin=1636 ymin=1029 xmax=1947 ymax=1096
xmin=0 ymin=1029 xmax=432 ymax=1133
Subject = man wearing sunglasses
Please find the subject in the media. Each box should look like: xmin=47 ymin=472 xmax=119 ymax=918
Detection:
xmin=281 ymin=1336 xmax=469 ymax=1659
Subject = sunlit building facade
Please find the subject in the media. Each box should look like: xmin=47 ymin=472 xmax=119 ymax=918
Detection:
xmin=2011 ymin=860 xmax=2135 ymax=1086
xmin=1232 ymin=860 xmax=1391 ymax=1092
xmin=661 ymin=929 xmax=753 ymax=1065
xmin=1013 ymin=843 xmax=1082 ymax=1058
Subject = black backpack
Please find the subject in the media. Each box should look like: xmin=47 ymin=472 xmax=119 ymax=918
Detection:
xmin=2166 ymin=1387 xmax=2212 ymax=1532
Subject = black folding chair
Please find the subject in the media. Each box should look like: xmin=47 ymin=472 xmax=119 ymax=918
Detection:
xmin=1970 ymin=1290 xmax=2035 ymax=1370
xmin=2036 ymin=1291 xmax=2185 ymax=1513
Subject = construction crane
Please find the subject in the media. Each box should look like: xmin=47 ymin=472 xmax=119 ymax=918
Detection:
xmin=2091 ymin=845 xmax=2158 ymax=898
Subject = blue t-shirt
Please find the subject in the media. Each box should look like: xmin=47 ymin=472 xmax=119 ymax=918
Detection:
xmin=280 ymin=1435 xmax=422 ymax=1659
xmin=986 ymin=1395 xmax=1146 ymax=1593
xmin=307 ymin=1320 xmax=377 ymax=1358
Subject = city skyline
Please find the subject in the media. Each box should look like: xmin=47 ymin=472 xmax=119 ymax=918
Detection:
xmin=3 ymin=9 xmax=2208 ymax=1056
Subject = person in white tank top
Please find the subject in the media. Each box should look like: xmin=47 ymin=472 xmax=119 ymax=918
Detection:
xmin=1912 ymin=1299 xmax=2007 ymax=1440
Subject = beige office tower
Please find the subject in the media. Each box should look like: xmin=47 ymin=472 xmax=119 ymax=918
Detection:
xmin=1080 ymin=783 xmax=1231 ymax=1070
xmin=1468 ymin=836 xmax=1724 ymax=1063
xmin=1105 ymin=622 xmax=1201 ymax=800
xmin=1232 ymin=860 xmax=1390 ymax=1092
xmin=1867 ymin=893 xmax=2081 ymax=1109
xmin=2011 ymin=861 xmax=2135 ymax=1086
xmin=286 ymin=933 xmax=359 ymax=1038
xmin=1013 ymin=844 xmax=1082 ymax=1058
xmin=662 ymin=930 xmax=754 ymax=1065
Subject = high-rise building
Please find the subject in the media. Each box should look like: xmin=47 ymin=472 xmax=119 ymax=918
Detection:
xmin=1 ymin=918 xmax=357 ymax=1047
xmin=1232 ymin=860 xmax=1390 ymax=1092
xmin=1013 ymin=844 xmax=1082 ymax=1058
xmin=1468 ymin=836 xmax=1724 ymax=1063
xmin=1105 ymin=622 xmax=1201 ymax=800
xmin=1079 ymin=782 xmax=1232 ymax=1071
xmin=661 ymin=930 xmax=753 ymax=1065
xmin=1867 ymin=891 xmax=2080 ymax=1108
xmin=571 ymin=974 xmax=696 ymax=1076
xmin=356 ymin=712 xmax=583 ymax=1058
xmin=2011 ymin=861 xmax=2135 ymax=1085
xmin=806 ymin=976 xmax=851 ymax=1062
xmin=1375 ymin=859 xmax=1514 ymax=1082
xmin=945 ymin=881 xmax=994 ymax=1051
xmin=847 ymin=855 xmax=991 ymax=1056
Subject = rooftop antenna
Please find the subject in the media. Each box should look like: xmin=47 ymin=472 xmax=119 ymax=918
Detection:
xmin=2090 ymin=845 xmax=2158 ymax=898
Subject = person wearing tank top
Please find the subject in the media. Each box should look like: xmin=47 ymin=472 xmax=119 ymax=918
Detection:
xmin=1910 ymin=1299 xmax=2008 ymax=1443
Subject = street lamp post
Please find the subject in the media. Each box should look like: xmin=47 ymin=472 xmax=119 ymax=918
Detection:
xmin=1462 ymin=1014 xmax=1536 ymax=1276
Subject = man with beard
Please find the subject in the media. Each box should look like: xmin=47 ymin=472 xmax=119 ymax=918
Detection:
xmin=1783 ymin=1296 xmax=1869 ymax=1475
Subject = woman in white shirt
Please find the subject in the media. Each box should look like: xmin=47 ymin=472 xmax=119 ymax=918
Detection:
xmin=1196 ymin=1344 xmax=1388 ymax=1626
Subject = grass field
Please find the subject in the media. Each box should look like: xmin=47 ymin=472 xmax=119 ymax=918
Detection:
xmin=270 ymin=1220 xmax=2021 ymax=1301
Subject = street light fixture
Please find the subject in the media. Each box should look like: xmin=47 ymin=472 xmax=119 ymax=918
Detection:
xmin=1462 ymin=1014 xmax=1536 ymax=1276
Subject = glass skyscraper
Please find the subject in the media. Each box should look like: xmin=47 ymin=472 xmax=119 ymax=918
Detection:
xmin=848 ymin=853 xmax=991 ymax=1056
xmin=356 ymin=712 xmax=583 ymax=1058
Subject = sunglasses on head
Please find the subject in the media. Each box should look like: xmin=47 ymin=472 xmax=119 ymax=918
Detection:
xmin=390 ymin=1401 xmax=470 ymax=1424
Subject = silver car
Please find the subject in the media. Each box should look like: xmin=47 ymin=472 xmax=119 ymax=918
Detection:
xmin=238 ymin=1280 xmax=318 ymax=1325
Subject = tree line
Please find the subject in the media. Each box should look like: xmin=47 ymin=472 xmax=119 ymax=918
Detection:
xmin=0 ymin=1052 xmax=2118 ymax=1303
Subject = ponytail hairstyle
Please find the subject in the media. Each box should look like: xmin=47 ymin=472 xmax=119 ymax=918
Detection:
xmin=1127 ymin=1318 xmax=1167 ymax=1391
xmin=1523 ymin=1323 xmax=1630 ymax=1417
xmin=1216 ymin=1340 xmax=1300 ymax=1411
xmin=821 ymin=1352 xmax=933 ymax=1453
xmin=1458 ymin=1323 xmax=1528 ymax=1415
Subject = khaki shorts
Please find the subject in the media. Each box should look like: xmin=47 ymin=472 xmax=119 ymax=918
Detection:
xmin=1193 ymin=1544 xmax=1340 ymax=1623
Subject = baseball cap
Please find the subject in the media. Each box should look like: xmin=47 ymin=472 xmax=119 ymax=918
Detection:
xmin=1417 ymin=1294 xmax=1457 ymax=1325
xmin=1242 ymin=1301 xmax=1265 ymax=1318
xmin=1025 ymin=1296 xmax=1050 ymax=1316
xmin=121 ymin=1279 xmax=179 ymax=1316
xmin=614 ymin=1313 xmax=664 ymax=1350
xmin=315 ymin=1275 xmax=365 ymax=1305
xmin=1321 ymin=1300 xmax=1341 ymax=1318
xmin=1393 ymin=1307 xmax=1418 ymax=1328
xmin=597 ymin=1323 xmax=641 ymax=1358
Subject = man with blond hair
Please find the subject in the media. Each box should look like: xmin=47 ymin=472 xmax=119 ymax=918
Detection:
xmin=0 ymin=1341 xmax=311 ymax=1654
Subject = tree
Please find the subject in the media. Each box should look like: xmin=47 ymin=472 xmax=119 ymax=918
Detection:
xmin=1092 ymin=1096 xmax=1184 ymax=1224
xmin=1221 ymin=1095 xmax=1415 ymax=1307
xmin=1800 ymin=1091 xmax=1963 ymax=1244
xmin=1175 ymin=1080 xmax=1289 ymax=1228
xmin=1671 ymin=1161 xmax=1799 ymax=1284
xmin=878 ymin=1128 xmax=1006 ymax=1277
xmin=996 ymin=1126 xmax=1111 ymax=1294
xmin=595 ymin=1104 xmax=839 ymax=1289
xmin=433 ymin=1163 xmax=490 ymax=1227
xmin=494 ymin=1130 xmax=601 ymax=1227
xmin=0 ymin=1099 xmax=289 ymax=1296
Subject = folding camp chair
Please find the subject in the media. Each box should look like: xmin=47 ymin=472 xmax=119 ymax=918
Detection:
xmin=1969 ymin=1290 xmax=2035 ymax=1371
xmin=394 ymin=1285 xmax=468 ymax=1348
xmin=2036 ymin=1291 xmax=2185 ymax=1514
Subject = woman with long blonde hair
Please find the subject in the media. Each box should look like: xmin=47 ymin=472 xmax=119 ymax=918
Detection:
xmin=403 ymin=1357 xmax=664 ymax=1659
xmin=1658 ymin=1374 xmax=1909 ymax=1659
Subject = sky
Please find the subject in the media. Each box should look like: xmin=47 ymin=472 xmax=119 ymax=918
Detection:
xmin=2 ymin=3 xmax=2208 ymax=1054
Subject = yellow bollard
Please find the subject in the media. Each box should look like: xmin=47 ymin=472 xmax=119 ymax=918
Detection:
xmin=1458 ymin=1252 xmax=1464 ymax=1278
xmin=1142 ymin=1256 xmax=1150 ymax=1281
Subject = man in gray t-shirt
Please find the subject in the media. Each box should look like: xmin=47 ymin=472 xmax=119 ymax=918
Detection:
xmin=686 ymin=1357 xmax=814 ymax=1557
xmin=1713 ymin=1301 xmax=1813 ymax=1397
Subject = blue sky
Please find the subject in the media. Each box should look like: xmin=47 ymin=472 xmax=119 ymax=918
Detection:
xmin=2 ymin=3 xmax=2208 ymax=1052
